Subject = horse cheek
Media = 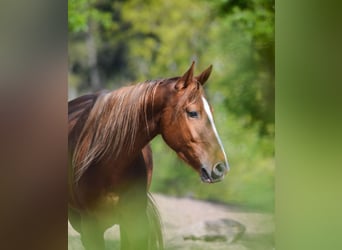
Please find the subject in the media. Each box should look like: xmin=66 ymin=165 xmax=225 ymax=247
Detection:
xmin=162 ymin=125 xmax=183 ymax=151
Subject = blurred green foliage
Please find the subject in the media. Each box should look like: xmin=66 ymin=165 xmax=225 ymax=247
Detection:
xmin=69 ymin=0 xmax=274 ymax=211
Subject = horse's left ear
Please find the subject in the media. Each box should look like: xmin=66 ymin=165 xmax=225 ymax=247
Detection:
xmin=175 ymin=61 xmax=195 ymax=90
xmin=195 ymin=65 xmax=213 ymax=86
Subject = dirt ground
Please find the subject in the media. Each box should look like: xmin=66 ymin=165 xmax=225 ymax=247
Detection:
xmin=68 ymin=193 xmax=274 ymax=250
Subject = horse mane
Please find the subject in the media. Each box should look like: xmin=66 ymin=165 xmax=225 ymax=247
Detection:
xmin=71 ymin=80 xmax=160 ymax=184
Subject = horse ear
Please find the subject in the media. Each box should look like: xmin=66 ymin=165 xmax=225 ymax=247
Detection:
xmin=175 ymin=61 xmax=195 ymax=90
xmin=195 ymin=65 xmax=213 ymax=86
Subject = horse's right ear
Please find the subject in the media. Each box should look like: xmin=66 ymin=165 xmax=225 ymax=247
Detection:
xmin=175 ymin=61 xmax=195 ymax=90
xmin=195 ymin=65 xmax=213 ymax=86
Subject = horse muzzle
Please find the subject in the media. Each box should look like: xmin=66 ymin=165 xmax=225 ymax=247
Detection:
xmin=200 ymin=162 xmax=229 ymax=183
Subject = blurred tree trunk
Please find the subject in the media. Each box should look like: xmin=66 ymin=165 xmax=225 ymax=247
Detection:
xmin=86 ymin=19 xmax=100 ymax=91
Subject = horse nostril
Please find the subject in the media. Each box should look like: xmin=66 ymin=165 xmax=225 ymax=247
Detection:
xmin=212 ymin=163 xmax=226 ymax=179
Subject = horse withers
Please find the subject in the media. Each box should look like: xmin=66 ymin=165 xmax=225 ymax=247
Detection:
xmin=68 ymin=62 xmax=229 ymax=250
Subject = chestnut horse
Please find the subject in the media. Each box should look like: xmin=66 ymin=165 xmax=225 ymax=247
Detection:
xmin=68 ymin=62 xmax=229 ymax=250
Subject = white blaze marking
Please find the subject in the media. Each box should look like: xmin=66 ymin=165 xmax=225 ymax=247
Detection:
xmin=201 ymin=96 xmax=229 ymax=170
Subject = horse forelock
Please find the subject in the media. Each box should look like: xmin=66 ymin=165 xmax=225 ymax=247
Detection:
xmin=72 ymin=81 xmax=160 ymax=184
xmin=174 ymin=79 xmax=203 ymax=118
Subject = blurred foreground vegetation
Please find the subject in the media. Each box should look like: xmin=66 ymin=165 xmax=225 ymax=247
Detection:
xmin=69 ymin=0 xmax=274 ymax=211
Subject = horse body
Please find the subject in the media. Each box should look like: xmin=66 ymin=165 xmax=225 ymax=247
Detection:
xmin=69 ymin=91 xmax=157 ymax=250
xmin=68 ymin=62 xmax=229 ymax=250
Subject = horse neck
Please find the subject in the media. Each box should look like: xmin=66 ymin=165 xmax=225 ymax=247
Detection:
xmin=112 ymin=80 xmax=173 ymax=154
xmin=71 ymin=80 xmax=173 ymax=186
xmin=107 ymin=81 xmax=165 ymax=156
xmin=140 ymin=80 xmax=176 ymax=139
xmin=126 ymin=83 xmax=166 ymax=149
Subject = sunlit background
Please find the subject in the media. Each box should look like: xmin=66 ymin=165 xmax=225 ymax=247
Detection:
xmin=68 ymin=0 xmax=274 ymax=211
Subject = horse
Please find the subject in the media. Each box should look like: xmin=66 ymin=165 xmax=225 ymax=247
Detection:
xmin=68 ymin=62 xmax=229 ymax=250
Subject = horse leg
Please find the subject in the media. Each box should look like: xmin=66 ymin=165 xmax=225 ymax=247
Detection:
xmin=119 ymin=184 xmax=149 ymax=250
xmin=120 ymin=193 xmax=163 ymax=250
xmin=79 ymin=214 xmax=106 ymax=250
xmin=68 ymin=207 xmax=82 ymax=233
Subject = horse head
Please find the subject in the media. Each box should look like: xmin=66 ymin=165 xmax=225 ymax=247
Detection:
xmin=159 ymin=62 xmax=229 ymax=183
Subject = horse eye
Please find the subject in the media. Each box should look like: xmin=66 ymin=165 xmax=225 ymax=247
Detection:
xmin=187 ymin=111 xmax=199 ymax=118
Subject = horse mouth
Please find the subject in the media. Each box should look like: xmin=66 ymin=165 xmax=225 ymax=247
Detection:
xmin=200 ymin=167 xmax=225 ymax=183
xmin=200 ymin=168 xmax=213 ymax=183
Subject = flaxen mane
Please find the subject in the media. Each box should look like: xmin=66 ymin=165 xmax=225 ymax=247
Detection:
xmin=72 ymin=81 xmax=160 ymax=183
